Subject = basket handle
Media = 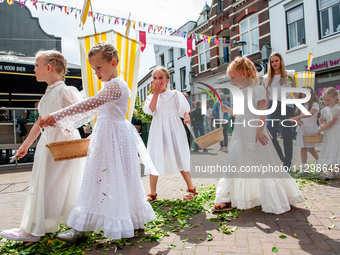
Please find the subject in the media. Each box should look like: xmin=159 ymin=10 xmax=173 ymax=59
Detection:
xmin=186 ymin=123 xmax=196 ymax=139
xmin=39 ymin=127 xmax=49 ymax=144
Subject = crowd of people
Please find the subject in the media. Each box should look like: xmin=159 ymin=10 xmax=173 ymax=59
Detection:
xmin=0 ymin=43 xmax=339 ymax=245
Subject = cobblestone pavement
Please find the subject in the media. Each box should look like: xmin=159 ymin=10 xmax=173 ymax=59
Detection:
xmin=1 ymin=139 xmax=340 ymax=255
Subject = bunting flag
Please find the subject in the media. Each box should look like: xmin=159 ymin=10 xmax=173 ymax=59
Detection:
xmin=187 ymin=38 xmax=193 ymax=57
xmin=139 ymin=31 xmax=146 ymax=52
xmin=78 ymin=30 xmax=141 ymax=121
xmin=79 ymin=0 xmax=91 ymax=27
xmin=307 ymin=52 xmax=313 ymax=71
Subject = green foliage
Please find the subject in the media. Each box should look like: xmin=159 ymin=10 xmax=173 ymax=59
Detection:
xmin=134 ymin=96 xmax=152 ymax=123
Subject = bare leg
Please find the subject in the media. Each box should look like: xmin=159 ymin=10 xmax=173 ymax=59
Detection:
xmin=301 ymin=148 xmax=308 ymax=164
xmin=307 ymin=148 xmax=319 ymax=161
xmin=180 ymin=171 xmax=194 ymax=190
xmin=149 ymin=174 xmax=158 ymax=195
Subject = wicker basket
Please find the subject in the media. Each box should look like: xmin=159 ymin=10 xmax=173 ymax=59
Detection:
xmin=303 ymin=134 xmax=324 ymax=143
xmin=194 ymin=127 xmax=224 ymax=149
xmin=46 ymin=138 xmax=90 ymax=161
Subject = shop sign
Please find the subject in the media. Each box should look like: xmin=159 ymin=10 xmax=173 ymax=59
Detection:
xmin=306 ymin=57 xmax=340 ymax=71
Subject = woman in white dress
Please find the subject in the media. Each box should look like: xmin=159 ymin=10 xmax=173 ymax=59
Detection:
xmin=313 ymin=87 xmax=340 ymax=180
xmin=42 ymin=42 xmax=156 ymax=240
xmin=0 ymin=50 xmax=86 ymax=242
xmin=290 ymin=86 xmax=320 ymax=173
xmin=143 ymin=66 xmax=196 ymax=202
xmin=213 ymin=56 xmax=305 ymax=214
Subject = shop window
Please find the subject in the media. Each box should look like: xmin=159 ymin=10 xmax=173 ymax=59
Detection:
xmin=286 ymin=5 xmax=306 ymax=49
xmin=318 ymin=0 xmax=340 ymax=38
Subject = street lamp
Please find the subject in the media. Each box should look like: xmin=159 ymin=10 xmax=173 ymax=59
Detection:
xmin=234 ymin=40 xmax=247 ymax=56
xmin=261 ymin=43 xmax=272 ymax=74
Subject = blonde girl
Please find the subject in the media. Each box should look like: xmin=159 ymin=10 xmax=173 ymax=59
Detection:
xmin=41 ymin=42 xmax=156 ymax=241
xmin=1 ymin=50 xmax=86 ymax=242
xmin=290 ymin=87 xmax=320 ymax=173
xmin=314 ymin=87 xmax=340 ymax=180
xmin=213 ymin=56 xmax=304 ymax=214
xmin=143 ymin=66 xmax=197 ymax=201
xmin=264 ymin=52 xmax=297 ymax=171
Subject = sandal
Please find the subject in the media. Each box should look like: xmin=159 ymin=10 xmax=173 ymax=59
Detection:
xmin=213 ymin=202 xmax=235 ymax=212
xmin=183 ymin=187 xmax=198 ymax=201
xmin=147 ymin=193 xmax=157 ymax=203
xmin=319 ymin=171 xmax=333 ymax=180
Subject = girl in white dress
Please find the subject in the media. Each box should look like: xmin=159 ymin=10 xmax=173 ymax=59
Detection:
xmin=290 ymin=87 xmax=320 ymax=174
xmin=143 ymin=66 xmax=196 ymax=202
xmin=42 ymin=42 xmax=156 ymax=240
xmin=0 ymin=50 xmax=86 ymax=242
xmin=314 ymin=87 xmax=340 ymax=180
xmin=213 ymin=56 xmax=305 ymax=214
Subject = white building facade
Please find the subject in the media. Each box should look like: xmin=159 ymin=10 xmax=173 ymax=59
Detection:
xmin=269 ymin=0 xmax=340 ymax=96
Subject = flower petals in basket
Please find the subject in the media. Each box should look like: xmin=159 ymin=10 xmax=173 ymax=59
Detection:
xmin=46 ymin=138 xmax=90 ymax=161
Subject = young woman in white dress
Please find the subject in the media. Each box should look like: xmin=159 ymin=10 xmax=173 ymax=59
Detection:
xmin=313 ymin=87 xmax=340 ymax=180
xmin=290 ymin=86 xmax=320 ymax=173
xmin=143 ymin=66 xmax=196 ymax=202
xmin=41 ymin=42 xmax=156 ymax=241
xmin=213 ymin=56 xmax=305 ymax=214
xmin=1 ymin=50 xmax=86 ymax=242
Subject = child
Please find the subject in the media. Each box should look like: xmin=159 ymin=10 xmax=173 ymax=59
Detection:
xmin=290 ymin=87 xmax=320 ymax=173
xmin=213 ymin=56 xmax=304 ymax=214
xmin=313 ymin=87 xmax=340 ymax=180
xmin=143 ymin=66 xmax=196 ymax=201
xmin=41 ymin=42 xmax=156 ymax=241
xmin=1 ymin=50 xmax=86 ymax=242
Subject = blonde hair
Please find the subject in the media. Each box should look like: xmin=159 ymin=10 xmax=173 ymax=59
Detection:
xmin=227 ymin=56 xmax=259 ymax=85
xmin=36 ymin=50 xmax=67 ymax=81
xmin=322 ymin=87 xmax=340 ymax=105
xmin=266 ymin=52 xmax=287 ymax=88
xmin=88 ymin=42 xmax=119 ymax=64
xmin=152 ymin=66 xmax=170 ymax=80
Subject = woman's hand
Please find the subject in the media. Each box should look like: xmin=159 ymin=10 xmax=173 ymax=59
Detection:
xmin=41 ymin=114 xmax=56 ymax=127
xmin=221 ymin=104 xmax=229 ymax=113
xmin=255 ymin=130 xmax=269 ymax=146
xmin=290 ymin=116 xmax=302 ymax=126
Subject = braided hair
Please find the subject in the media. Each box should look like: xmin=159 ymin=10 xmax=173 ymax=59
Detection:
xmin=36 ymin=50 xmax=67 ymax=81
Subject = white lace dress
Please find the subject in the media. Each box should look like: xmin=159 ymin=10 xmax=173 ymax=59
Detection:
xmin=21 ymin=81 xmax=86 ymax=236
xmin=143 ymin=90 xmax=190 ymax=175
xmin=215 ymin=85 xmax=305 ymax=214
xmin=53 ymin=77 xmax=156 ymax=239
xmin=318 ymin=104 xmax=340 ymax=165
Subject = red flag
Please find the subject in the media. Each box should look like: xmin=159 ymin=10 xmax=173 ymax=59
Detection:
xmin=187 ymin=38 xmax=193 ymax=57
xmin=139 ymin=31 xmax=146 ymax=52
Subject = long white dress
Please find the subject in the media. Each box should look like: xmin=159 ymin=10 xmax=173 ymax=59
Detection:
xmin=21 ymin=81 xmax=86 ymax=236
xmin=143 ymin=90 xmax=190 ymax=175
xmin=53 ymin=77 xmax=156 ymax=239
xmin=296 ymin=102 xmax=320 ymax=148
xmin=318 ymin=104 xmax=340 ymax=165
xmin=215 ymin=85 xmax=305 ymax=215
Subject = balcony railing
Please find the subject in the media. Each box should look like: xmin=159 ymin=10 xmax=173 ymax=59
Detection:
xmin=219 ymin=56 xmax=230 ymax=66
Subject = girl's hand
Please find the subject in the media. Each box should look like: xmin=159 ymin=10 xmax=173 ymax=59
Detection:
xmin=42 ymin=115 xmax=56 ymax=127
xmin=184 ymin=112 xmax=191 ymax=124
xmin=255 ymin=131 xmax=269 ymax=146
xmin=14 ymin=145 xmax=29 ymax=158
xmin=313 ymin=130 xmax=321 ymax=135
xmin=152 ymin=80 xmax=164 ymax=95
xmin=320 ymin=117 xmax=326 ymax=124
xmin=221 ymin=104 xmax=229 ymax=112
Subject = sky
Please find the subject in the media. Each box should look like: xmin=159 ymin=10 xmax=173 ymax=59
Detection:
xmin=20 ymin=0 xmax=210 ymax=80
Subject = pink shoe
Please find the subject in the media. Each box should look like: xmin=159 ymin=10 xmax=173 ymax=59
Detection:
xmin=1 ymin=228 xmax=41 ymax=242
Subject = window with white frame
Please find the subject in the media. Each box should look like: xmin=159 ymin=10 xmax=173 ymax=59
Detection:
xmin=198 ymin=42 xmax=210 ymax=72
xmin=180 ymin=68 xmax=187 ymax=91
xmin=160 ymin=54 xmax=165 ymax=66
xmin=318 ymin=0 xmax=340 ymax=38
xmin=240 ymin=15 xmax=259 ymax=55
xmin=218 ymin=0 xmax=223 ymax=13
xmin=143 ymin=87 xmax=146 ymax=101
xmin=287 ymin=5 xmax=305 ymax=49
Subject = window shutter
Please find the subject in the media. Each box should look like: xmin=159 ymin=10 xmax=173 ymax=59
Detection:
xmin=319 ymin=0 xmax=340 ymax=10
xmin=287 ymin=5 xmax=303 ymax=24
